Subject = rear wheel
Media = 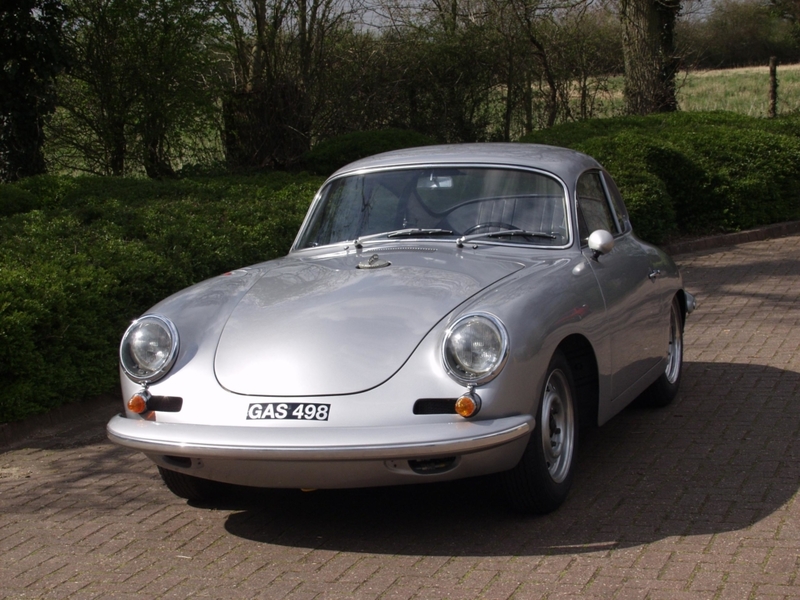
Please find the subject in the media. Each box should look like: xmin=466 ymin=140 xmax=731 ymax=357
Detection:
xmin=157 ymin=466 xmax=228 ymax=502
xmin=641 ymin=295 xmax=684 ymax=407
xmin=503 ymin=351 xmax=578 ymax=514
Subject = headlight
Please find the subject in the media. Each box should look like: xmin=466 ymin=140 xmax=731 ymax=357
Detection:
xmin=443 ymin=313 xmax=508 ymax=385
xmin=119 ymin=315 xmax=179 ymax=383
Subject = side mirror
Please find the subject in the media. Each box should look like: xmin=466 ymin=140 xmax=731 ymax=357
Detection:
xmin=588 ymin=229 xmax=614 ymax=260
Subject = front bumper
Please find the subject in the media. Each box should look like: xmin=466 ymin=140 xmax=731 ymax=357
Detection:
xmin=107 ymin=414 xmax=533 ymax=488
xmin=107 ymin=414 xmax=532 ymax=460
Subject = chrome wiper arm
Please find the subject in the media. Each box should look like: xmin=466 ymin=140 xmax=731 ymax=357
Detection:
xmin=456 ymin=229 xmax=557 ymax=248
xmin=353 ymin=231 xmax=392 ymax=248
xmin=387 ymin=228 xmax=454 ymax=238
xmin=355 ymin=228 xmax=453 ymax=248
xmin=485 ymin=229 xmax=556 ymax=240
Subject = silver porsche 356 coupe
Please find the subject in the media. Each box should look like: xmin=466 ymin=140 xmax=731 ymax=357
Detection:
xmin=107 ymin=143 xmax=695 ymax=514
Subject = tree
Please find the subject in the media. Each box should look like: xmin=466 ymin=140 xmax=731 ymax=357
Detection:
xmin=550 ymin=4 xmax=623 ymax=121
xmin=772 ymin=0 xmax=800 ymax=40
xmin=678 ymin=0 xmax=799 ymax=69
xmin=393 ymin=25 xmax=496 ymax=142
xmin=218 ymin=0 xmax=361 ymax=169
xmin=481 ymin=0 xmax=620 ymax=138
xmin=373 ymin=0 xmax=497 ymax=142
xmin=129 ymin=0 xmax=222 ymax=177
xmin=500 ymin=0 xmax=568 ymax=129
xmin=51 ymin=0 xmax=138 ymax=175
xmin=0 ymin=0 xmax=69 ymax=181
xmin=49 ymin=0 xmax=220 ymax=177
xmin=619 ymin=0 xmax=681 ymax=115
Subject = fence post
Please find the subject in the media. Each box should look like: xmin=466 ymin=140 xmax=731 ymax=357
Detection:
xmin=769 ymin=57 xmax=778 ymax=118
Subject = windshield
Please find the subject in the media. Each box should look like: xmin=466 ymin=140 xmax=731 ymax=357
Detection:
xmin=295 ymin=167 xmax=569 ymax=249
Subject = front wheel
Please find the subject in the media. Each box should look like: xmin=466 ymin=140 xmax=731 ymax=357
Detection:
xmin=502 ymin=351 xmax=578 ymax=514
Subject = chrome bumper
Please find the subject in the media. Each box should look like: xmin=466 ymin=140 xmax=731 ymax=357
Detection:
xmin=107 ymin=414 xmax=534 ymax=461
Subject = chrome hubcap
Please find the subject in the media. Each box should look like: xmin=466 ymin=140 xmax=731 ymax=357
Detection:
xmin=665 ymin=302 xmax=683 ymax=385
xmin=541 ymin=369 xmax=575 ymax=483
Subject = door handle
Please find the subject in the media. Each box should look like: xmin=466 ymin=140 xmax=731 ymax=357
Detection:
xmin=648 ymin=269 xmax=661 ymax=281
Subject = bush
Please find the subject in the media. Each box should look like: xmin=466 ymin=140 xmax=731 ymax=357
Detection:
xmin=520 ymin=112 xmax=800 ymax=244
xmin=575 ymin=134 xmax=679 ymax=244
xmin=0 ymin=173 xmax=323 ymax=422
xmin=0 ymin=185 xmax=38 ymax=217
xmin=301 ymin=129 xmax=436 ymax=176
xmin=5 ymin=112 xmax=800 ymax=421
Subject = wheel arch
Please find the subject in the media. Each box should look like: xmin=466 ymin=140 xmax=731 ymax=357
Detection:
xmin=675 ymin=288 xmax=689 ymax=325
xmin=555 ymin=334 xmax=599 ymax=430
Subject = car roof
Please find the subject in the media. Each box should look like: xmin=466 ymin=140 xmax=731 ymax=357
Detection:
xmin=329 ymin=143 xmax=603 ymax=186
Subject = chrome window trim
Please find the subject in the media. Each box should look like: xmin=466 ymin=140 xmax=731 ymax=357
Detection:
xmin=291 ymin=163 xmax=574 ymax=252
xmin=575 ymin=169 xmax=626 ymax=246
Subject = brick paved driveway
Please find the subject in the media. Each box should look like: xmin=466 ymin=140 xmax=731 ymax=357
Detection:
xmin=2 ymin=234 xmax=800 ymax=599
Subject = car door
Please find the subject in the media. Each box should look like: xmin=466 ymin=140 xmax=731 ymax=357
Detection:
xmin=576 ymin=170 xmax=666 ymax=401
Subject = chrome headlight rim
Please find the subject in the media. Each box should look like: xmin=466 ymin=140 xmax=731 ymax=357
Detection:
xmin=119 ymin=314 xmax=180 ymax=384
xmin=442 ymin=312 xmax=509 ymax=386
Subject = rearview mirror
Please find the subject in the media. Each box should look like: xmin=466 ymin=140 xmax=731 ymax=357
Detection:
xmin=417 ymin=175 xmax=453 ymax=189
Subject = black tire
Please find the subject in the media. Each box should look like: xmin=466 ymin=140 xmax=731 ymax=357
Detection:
xmin=157 ymin=466 xmax=227 ymax=502
xmin=640 ymin=295 xmax=684 ymax=408
xmin=502 ymin=351 xmax=578 ymax=514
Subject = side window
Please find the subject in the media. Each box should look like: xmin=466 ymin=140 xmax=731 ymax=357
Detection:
xmin=576 ymin=171 xmax=617 ymax=244
xmin=601 ymin=172 xmax=631 ymax=234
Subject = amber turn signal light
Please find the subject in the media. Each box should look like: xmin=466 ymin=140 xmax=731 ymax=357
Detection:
xmin=455 ymin=393 xmax=481 ymax=418
xmin=127 ymin=392 xmax=150 ymax=414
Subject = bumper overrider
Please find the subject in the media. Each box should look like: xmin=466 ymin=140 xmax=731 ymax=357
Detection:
xmin=107 ymin=414 xmax=534 ymax=489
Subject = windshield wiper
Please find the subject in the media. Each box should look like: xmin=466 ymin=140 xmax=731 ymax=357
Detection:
xmin=456 ymin=229 xmax=557 ymax=248
xmin=387 ymin=228 xmax=453 ymax=238
xmin=355 ymin=228 xmax=453 ymax=248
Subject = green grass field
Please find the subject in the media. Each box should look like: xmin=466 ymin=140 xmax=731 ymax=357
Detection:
xmin=677 ymin=63 xmax=800 ymax=116
xmin=590 ymin=63 xmax=800 ymax=119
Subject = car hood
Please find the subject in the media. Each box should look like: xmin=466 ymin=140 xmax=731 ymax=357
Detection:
xmin=214 ymin=248 xmax=526 ymax=396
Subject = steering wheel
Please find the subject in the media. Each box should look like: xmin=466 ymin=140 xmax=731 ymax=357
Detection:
xmin=463 ymin=222 xmax=516 ymax=235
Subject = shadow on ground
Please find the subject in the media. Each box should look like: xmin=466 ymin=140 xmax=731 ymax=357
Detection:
xmin=0 ymin=395 xmax=119 ymax=452
xmin=6 ymin=362 xmax=794 ymax=557
xmin=218 ymin=361 xmax=800 ymax=556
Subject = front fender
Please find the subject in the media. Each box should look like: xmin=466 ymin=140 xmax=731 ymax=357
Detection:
xmin=435 ymin=252 xmax=610 ymax=420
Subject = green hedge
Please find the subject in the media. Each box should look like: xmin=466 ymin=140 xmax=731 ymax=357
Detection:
xmin=0 ymin=173 xmax=322 ymax=422
xmin=521 ymin=112 xmax=800 ymax=244
xmin=4 ymin=112 xmax=800 ymax=422
xmin=301 ymin=128 xmax=436 ymax=176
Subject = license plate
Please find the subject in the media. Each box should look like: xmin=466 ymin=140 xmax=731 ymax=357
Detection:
xmin=246 ymin=402 xmax=330 ymax=421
